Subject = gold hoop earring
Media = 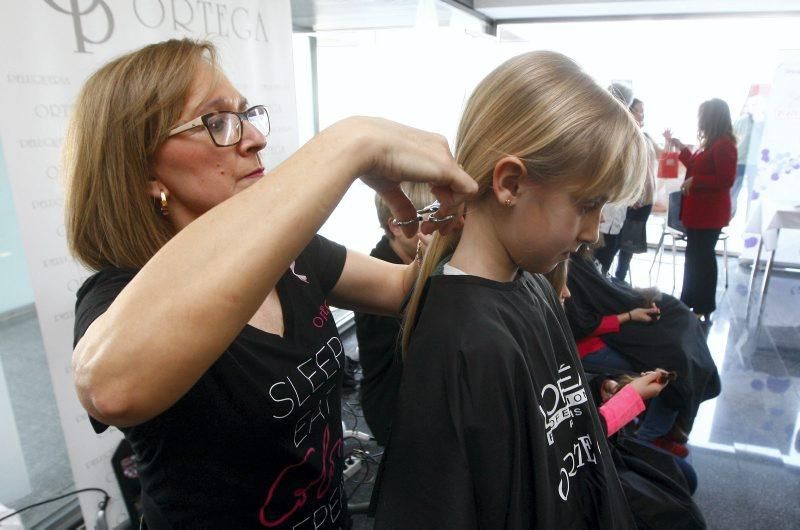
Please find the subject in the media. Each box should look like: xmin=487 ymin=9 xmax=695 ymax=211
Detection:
xmin=505 ymin=198 xmax=512 ymax=207
xmin=160 ymin=191 xmax=169 ymax=216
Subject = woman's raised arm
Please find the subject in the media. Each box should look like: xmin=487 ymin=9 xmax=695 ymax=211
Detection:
xmin=73 ymin=117 xmax=475 ymax=427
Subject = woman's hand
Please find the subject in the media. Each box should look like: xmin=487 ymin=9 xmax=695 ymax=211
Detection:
xmin=630 ymin=371 xmax=669 ymax=401
xmin=681 ymin=176 xmax=694 ymax=194
xmin=663 ymin=129 xmax=686 ymax=151
xmin=628 ymin=303 xmax=661 ymax=323
xmin=349 ymin=117 xmax=477 ymax=237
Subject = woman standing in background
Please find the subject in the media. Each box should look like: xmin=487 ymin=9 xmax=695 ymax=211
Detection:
xmin=664 ymin=98 xmax=737 ymax=320
xmin=612 ymin=98 xmax=659 ymax=282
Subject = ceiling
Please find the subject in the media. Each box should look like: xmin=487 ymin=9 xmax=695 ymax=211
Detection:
xmin=290 ymin=0 xmax=800 ymax=32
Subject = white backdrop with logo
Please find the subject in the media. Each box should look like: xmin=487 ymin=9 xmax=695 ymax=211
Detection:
xmin=742 ymin=50 xmax=800 ymax=269
xmin=0 ymin=1 xmax=297 ymax=526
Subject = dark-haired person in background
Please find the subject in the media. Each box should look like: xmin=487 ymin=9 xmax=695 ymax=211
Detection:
xmin=612 ymin=98 xmax=659 ymax=283
xmin=354 ymin=183 xmax=433 ymax=446
xmin=664 ymin=98 xmax=737 ymax=321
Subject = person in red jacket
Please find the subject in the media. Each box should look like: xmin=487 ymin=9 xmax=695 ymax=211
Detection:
xmin=664 ymin=99 xmax=737 ymax=320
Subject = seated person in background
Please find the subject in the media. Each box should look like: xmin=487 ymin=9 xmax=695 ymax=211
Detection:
xmin=543 ymin=260 xmax=665 ymax=437
xmin=546 ymin=262 xmax=706 ymax=530
xmin=354 ymin=183 xmax=434 ymax=446
xmin=564 ymin=248 xmax=721 ymax=457
xmin=586 ymin=373 xmax=705 ymax=529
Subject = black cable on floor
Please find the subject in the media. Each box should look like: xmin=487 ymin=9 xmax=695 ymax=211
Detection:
xmin=0 ymin=488 xmax=110 ymax=523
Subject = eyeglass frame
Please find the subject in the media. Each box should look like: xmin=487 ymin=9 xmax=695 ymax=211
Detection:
xmin=167 ymin=105 xmax=270 ymax=147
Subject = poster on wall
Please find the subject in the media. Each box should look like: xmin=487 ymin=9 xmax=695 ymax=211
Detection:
xmin=0 ymin=1 xmax=297 ymax=527
xmin=742 ymin=50 xmax=800 ymax=269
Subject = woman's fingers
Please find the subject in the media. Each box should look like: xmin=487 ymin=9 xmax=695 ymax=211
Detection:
xmin=641 ymin=371 xmax=662 ymax=383
xmin=419 ymin=201 xmax=465 ymax=236
xmin=380 ymin=185 xmax=420 ymax=238
xmin=360 ymin=119 xmax=477 ymax=199
xmin=356 ymin=119 xmax=480 ymax=237
xmin=631 ymin=372 xmax=667 ymax=400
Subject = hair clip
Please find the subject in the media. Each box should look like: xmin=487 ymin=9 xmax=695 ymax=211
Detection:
xmin=391 ymin=200 xmax=455 ymax=226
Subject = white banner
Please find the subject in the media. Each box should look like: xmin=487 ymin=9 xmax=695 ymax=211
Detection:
xmin=0 ymin=1 xmax=297 ymax=527
xmin=743 ymin=51 xmax=800 ymax=268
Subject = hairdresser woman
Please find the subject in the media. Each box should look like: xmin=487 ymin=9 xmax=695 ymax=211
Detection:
xmin=664 ymin=98 xmax=736 ymax=321
xmin=66 ymin=39 xmax=473 ymax=529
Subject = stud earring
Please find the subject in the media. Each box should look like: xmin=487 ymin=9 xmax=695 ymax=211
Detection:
xmin=160 ymin=191 xmax=169 ymax=216
xmin=505 ymin=198 xmax=512 ymax=207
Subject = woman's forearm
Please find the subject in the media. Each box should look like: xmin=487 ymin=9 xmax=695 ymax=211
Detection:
xmin=74 ymin=118 xmax=370 ymax=426
xmin=74 ymin=116 xmax=476 ymax=427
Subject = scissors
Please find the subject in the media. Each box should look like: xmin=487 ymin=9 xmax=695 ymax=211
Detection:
xmin=391 ymin=200 xmax=455 ymax=226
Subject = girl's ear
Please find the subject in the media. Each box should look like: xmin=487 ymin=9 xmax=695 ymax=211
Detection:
xmin=491 ymin=156 xmax=529 ymax=207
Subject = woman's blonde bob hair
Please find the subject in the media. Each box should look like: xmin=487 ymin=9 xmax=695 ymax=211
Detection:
xmin=65 ymin=39 xmax=218 ymax=271
xmin=401 ymin=51 xmax=647 ymax=355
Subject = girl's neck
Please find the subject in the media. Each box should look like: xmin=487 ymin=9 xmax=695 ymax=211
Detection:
xmin=448 ymin=206 xmax=517 ymax=282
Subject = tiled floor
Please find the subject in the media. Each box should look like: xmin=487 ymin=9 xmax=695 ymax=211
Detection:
xmin=340 ymin=250 xmax=800 ymax=529
xmin=1 ymin=250 xmax=798 ymax=528
xmin=679 ymin=257 xmax=800 ymax=530
xmin=0 ymin=310 xmax=76 ymax=527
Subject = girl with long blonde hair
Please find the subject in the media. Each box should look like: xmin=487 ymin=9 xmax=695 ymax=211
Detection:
xmin=374 ymin=51 xmax=647 ymax=528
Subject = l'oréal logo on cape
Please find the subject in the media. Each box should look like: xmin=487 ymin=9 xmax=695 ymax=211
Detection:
xmin=45 ymin=0 xmax=270 ymax=54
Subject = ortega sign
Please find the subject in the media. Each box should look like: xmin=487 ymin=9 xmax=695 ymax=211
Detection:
xmin=44 ymin=0 xmax=270 ymax=53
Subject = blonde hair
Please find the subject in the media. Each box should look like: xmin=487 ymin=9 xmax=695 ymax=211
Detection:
xmin=375 ymin=183 xmax=435 ymax=234
xmin=401 ymin=51 xmax=646 ymax=355
xmin=543 ymin=259 xmax=569 ymax=297
xmin=64 ymin=39 xmax=218 ymax=270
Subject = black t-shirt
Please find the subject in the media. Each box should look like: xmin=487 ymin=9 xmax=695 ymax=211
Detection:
xmin=373 ymin=271 xmax=636 ymax=530
xmin=74 ymin=235 xmax=348 ymax=529
xmin=353 ymin=235 xmax=404 ymax=446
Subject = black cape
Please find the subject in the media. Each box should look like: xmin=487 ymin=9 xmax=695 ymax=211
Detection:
xmin=611 ymin=433 xmax=706 ymax=529
xmin=565 ymin=253 xmax=721 ymax=431
xmin=585 ymin=376 xmax=707 ymax=530
xmin=373 ymin=271 xmax=635 ymax=529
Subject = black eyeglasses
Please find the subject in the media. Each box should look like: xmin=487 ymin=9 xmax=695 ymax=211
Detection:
xmin=168 ymin=105 xmax=270 ymax=147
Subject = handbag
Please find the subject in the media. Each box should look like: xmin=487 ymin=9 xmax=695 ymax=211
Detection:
xmin=619 ymin=218 xmax=647 ymax=254
xmin=658 ymin=143 xmax=680 ymax=179
xmin=667 ymin=191 xmax=686 ymax=233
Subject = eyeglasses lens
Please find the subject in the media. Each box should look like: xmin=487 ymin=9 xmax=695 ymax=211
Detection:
xmin=208 ymin=114 xmax=240 ymax=146
xmin=247 ymin=106 xmax=270 ymax=138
